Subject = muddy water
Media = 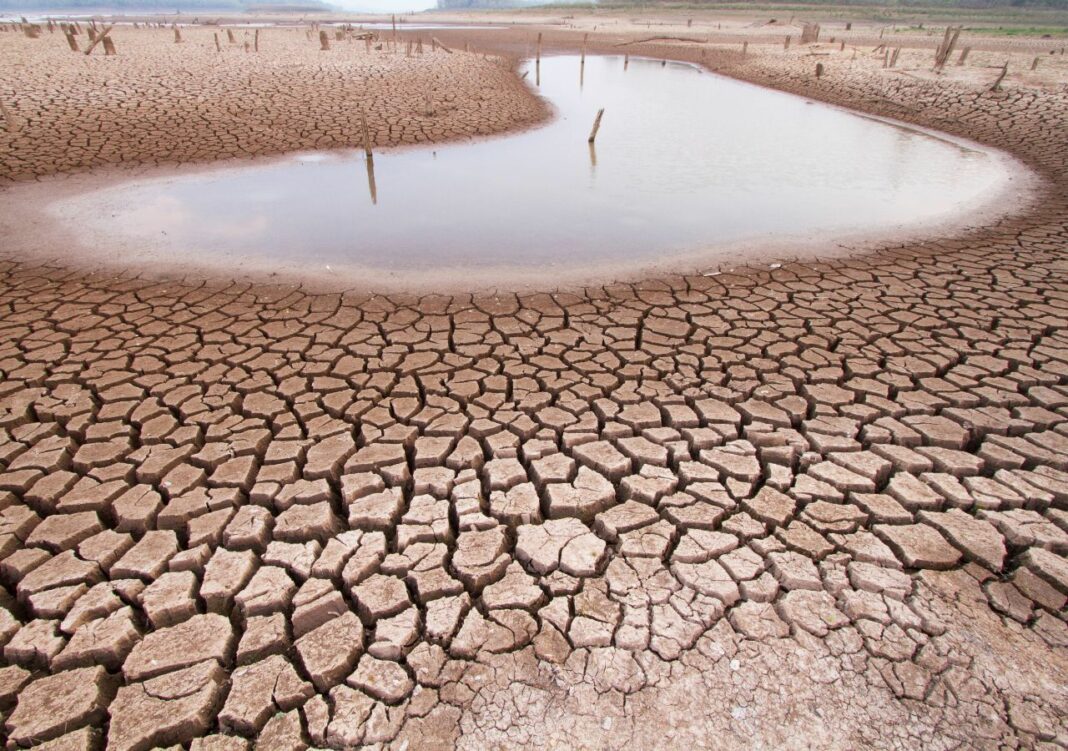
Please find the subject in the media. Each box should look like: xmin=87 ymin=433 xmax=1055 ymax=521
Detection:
xmin=50 ymin=55 xmax=1024 ymax=281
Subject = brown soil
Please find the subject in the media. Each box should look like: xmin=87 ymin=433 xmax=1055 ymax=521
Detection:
xmin=1 ymin=14 xmax=1067 ymax=751
xmin=0 ymin=25 xmax=547 ymax=182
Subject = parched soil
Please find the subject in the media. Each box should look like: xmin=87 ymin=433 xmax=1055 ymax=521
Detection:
xmin=0 ymin=25 xmax=546 ymax=182
xmin=1 ymin=17 xmax=1068 ymax=751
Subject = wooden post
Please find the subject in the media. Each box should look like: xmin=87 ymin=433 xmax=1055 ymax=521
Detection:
xmin=1030 ymin=56 xmax=1039 ymax=71
xmin=587 ymin=108 xmax=604 ymax=143
xmin=103 ymin=35 xmax=116 ymax=55
xmin=0 ymin=100 xmax=16 ymax=132
xmin=742 ymin=41 xmax=747 ymax=55
xmin=359 ymin=108 xmax=373 ymax=157
xmin=581 ymin=33 xmax=587 ymax=64
xmin=320 ymin=30 xmax=329 ymax=50
xmin=254 ymin=28 xmax=259 ymax=52
xmin=173 ymin=25 xmax=182 ymax=43
xmin=815 ymin=62 xmax=824 ymax=78
xmin=957 ymin=46 xmax=970 ymax=65
xmin=784 ymin=35 xmax=790 ymax=50
xmin=214 ymin=32 xmax=220 ymax=52
xmin=227 ymin=28 xmax=235 ymax=43
xmin=432 ymin=37 xmax=451 ymax=53
xmin=65 ymin=30 xmax=79 ymax=51
xmin=536 ymin=32 xmax=541 ymax=64
xmin=83 ymin=25 xmax=112 ymax=55
xmin=416 ymin=37 xmax=422 ymax=54
xmin=990 ymin=61 xmax=1008 ymax=91
xmin=890 ymin=47 xmax=900 ymax=67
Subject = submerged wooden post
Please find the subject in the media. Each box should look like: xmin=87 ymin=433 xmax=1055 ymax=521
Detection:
xmin=320 ymin=30 xmax=330 ymax=50
xmin=581 ymin=33 xmax=587 ymax=64
xmin=587 ymin=108 xmax=604 ymax=143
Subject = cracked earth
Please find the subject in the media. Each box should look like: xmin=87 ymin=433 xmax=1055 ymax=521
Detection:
xmin=1 ymin=18 xmax=1068 ymax=751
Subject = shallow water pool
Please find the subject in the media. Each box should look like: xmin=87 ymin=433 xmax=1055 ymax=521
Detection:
xmin=50 ymin=55 xmax=1023 ymax=282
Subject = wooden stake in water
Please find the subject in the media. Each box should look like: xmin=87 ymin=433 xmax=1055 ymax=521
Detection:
xmin=587 ymin=108 xmax=604 ymax=143
xmin=624 ymin=53 xmax=628 ymax=70
xmin=581 ymin=33 xmax=587 ymax=64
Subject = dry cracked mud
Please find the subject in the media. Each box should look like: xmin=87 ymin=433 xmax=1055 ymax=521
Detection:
xmin=1 ymin=18 xmax=1068 ymax=751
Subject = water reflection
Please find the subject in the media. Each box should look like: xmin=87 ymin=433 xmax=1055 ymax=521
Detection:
xmin=364 ymin=155 xmax=377 ymax=205
xmin=53 ymin=56 xmax=1015 ymax=276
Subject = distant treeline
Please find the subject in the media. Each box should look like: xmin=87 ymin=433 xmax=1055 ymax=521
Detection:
xmin=0 ymin=0 xmax=328 ymax=10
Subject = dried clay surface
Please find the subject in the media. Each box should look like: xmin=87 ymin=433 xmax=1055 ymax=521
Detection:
xmin=0 ymin=18 xmax=1067 ymax=751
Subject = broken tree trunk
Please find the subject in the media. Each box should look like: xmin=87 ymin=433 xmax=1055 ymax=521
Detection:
xmin=587 ymin=108 xmax=604 ymax=143
xmin=990 ymin=61 xmax=1008 ymax=91
xmin=83 ymin=25 xmax=112 ymax=55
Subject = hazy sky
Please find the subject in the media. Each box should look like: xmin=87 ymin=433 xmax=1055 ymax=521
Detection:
xmin=331 ymin=0 xmax=438 ymax=13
